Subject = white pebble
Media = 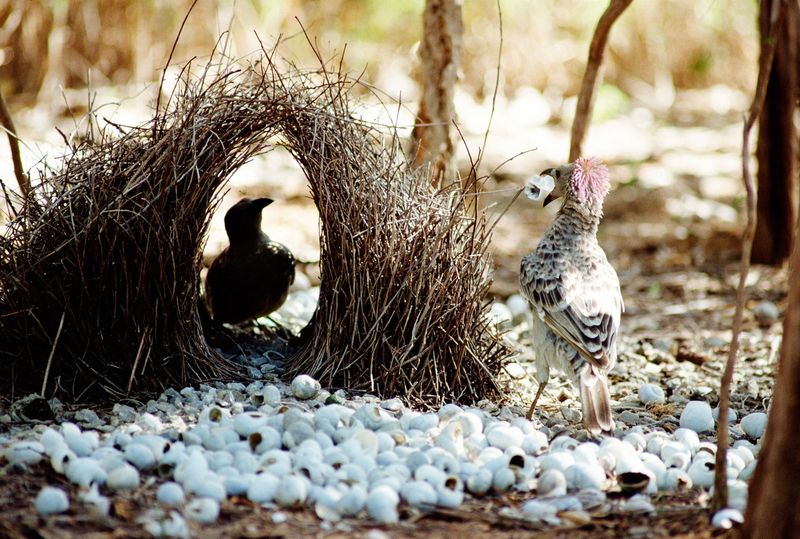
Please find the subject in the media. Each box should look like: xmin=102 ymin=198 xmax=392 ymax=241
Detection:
xmin=291 ymin=375 xmax=321 ymax=400
xmin=638 ymin=383 xmax=666 ymax=405
xmin=35 ymin=486 xmax=69 ymax=515
xmin=366 ymin=486 xmax=399 ymax=524
xmin=106 ymin=463 xmax=140 ymax=490
xmin=185 ymin=497 xmax=220 ymax=524
xmin=679 ymin=401 xmax=715 ymax=433
xmin=712 ymin=508 xmax=744 ymax=529
xmin=157 ymin=482 xmax=185 ymax=506
xmin=740 ymin=412 xmax=767 ymax=439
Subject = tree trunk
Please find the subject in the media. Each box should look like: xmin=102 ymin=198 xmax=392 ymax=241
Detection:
xmin=411 ymin=0 xmax=462 ymax=186
xmin=752 ymin=0 xmax=798 ymax=265
xmin=743 ymin=224 xmax=800 ymax=535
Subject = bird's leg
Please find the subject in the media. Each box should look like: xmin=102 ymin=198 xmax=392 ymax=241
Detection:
xmin=526 ymin=380 xmax=548 ymax=421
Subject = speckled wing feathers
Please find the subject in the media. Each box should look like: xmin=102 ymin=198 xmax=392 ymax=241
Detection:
xmin=521 ymin=244 xmax=622 ymax=373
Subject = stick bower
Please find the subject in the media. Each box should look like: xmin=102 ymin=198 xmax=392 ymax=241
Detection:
xmin=0 ymin=48 xmax=510 ymax=404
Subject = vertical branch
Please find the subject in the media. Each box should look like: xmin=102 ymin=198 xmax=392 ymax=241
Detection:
xmin=713 ymin=0 xmax=785 ymax=512
xmin=752 ymin=0 xmax=798 ymax=265
xmin=568 ymin=0 xmax=633 ymax=162
xmin=411 ymin=0 xmax=463 ymax=186
xmin=0 ymin=89 xmax=31 ymax=203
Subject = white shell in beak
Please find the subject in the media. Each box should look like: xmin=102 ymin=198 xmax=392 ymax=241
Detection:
xmin=524 ymin=174 xmax=555 ymax=207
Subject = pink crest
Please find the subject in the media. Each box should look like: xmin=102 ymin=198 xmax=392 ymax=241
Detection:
xmin=571 ymin=156 xmax=610 ymax=203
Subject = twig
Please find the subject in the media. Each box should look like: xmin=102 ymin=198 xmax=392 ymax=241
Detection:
xmin=0 ymin=88 xmax=31 ymax=204
xmin=713 ymin=0 xmax=785 ymax=512
xmin=568 ymin=0 xmax=633 ymax=161
xmin=127 ymin=329 xmax=151 ymax=395
xmin=41 ymin=311 xmax=66 ymax=398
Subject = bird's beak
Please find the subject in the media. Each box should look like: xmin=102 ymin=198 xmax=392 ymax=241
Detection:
xmin=253 ymin=197 xmax=274 ymax=209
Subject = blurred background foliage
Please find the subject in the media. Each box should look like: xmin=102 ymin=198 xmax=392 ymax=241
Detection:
xmin=1 ymin=0 xmax=758 ymax=115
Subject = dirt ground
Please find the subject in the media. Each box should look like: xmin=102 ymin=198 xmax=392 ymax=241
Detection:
xmin=0 ymin=462 xmax=729 ymax=538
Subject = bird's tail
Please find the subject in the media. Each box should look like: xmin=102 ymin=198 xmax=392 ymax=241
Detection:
xmin=579 ymin=369 xmax=614 ymax=435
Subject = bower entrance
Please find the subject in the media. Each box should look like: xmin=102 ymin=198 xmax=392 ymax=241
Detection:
xmin=0 ymin=51 xmax=510 ymax=406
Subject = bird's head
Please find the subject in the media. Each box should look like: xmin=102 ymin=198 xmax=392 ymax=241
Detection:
xmin=534 ymin=157 xmax=610 ymax=212
xmin=224 ymin=197 xmax=273 ymax=245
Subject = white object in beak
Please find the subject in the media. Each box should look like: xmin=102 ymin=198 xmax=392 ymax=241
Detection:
xmin=524 ymin=174 xmax=555 ymax=206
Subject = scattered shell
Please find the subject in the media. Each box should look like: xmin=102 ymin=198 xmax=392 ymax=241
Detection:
xmin=740 ymin=412 xmax=767 ymax=439
xmin=106 ymin=463 xmax=140 ymax=490
xmin=157 ymin=482 xmax=185 ymax=506
xmin=752 ymin=301 xmax=779 ymax=326
xmin=521 ymin=499 xmax=558 ymax=524
xmin=185 ymin=497 xmax=220 ymax=524
xmin=617 ymin=471 xmax=650 ymax=495
xmin=35 ymin=486 xmax=69 ymax=516
xmin=400 ymin=480 xmax=437 ymax=509
xmin=366 ymin=486 xmax=399 ymax=524
xmin=679 ymin=401 xmax=714 ymax=433
xmin=712 ymin=508 xmax=744 ymax=529
xmin=291 ymin=375 xmax=321 ymax=400
xmin=5 ymin=441 xmax=45 ymax=466
xmin=537 ymin=469 xmax=567 ymax=497
xmin=638 ymin=384 xmax=666 ymax=405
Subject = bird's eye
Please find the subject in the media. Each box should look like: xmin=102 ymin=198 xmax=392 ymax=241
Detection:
xmin=553 ymin=170 xmax=560 ymax=179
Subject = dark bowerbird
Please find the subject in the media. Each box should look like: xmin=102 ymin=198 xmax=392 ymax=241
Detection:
xmin=205 ymin=197 xmax=295 ymax=324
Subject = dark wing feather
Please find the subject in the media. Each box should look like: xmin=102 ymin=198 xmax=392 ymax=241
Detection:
xmin=521 ymin=253 xmax=622 ymax=371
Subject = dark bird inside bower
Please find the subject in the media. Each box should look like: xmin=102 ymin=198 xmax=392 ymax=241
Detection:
xmin=205 ymin=197 xmax=296 ymax=324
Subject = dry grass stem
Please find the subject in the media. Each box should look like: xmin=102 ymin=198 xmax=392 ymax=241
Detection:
xmin=712 ymin=0 xmax=785 ymax=512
